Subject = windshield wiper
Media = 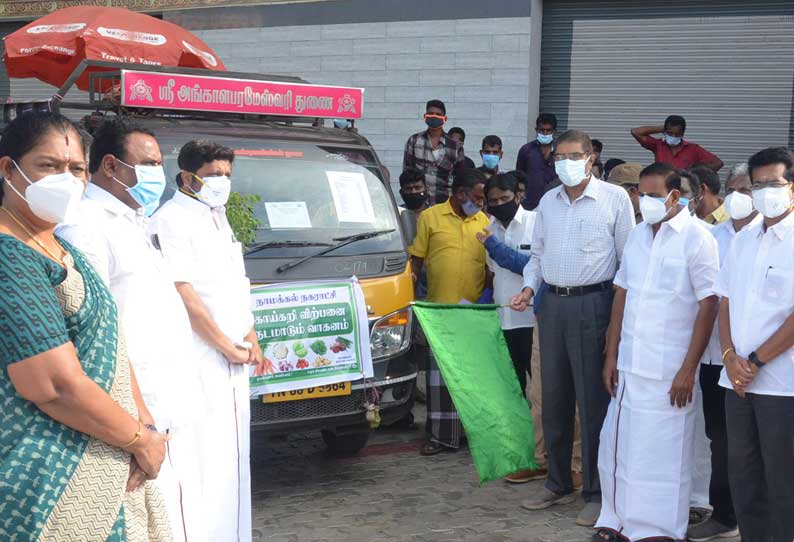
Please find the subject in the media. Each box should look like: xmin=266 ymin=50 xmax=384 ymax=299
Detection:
xmin=276 ymin=229 xmax=395 ymax=274
xmin=244 ymin=240 xmax=332 ymax=256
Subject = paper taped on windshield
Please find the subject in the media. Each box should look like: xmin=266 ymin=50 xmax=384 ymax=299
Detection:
xmin=326 ymin=171 xmax=375 ymax=223
xmin=265 ymin=201 xmax=312 ymax=229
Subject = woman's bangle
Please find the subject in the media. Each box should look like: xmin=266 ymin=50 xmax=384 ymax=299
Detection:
xmin=121 ymin=421 xmax=143 ymax=449
xmin=722 ymin=347 xmax=735 ymax=363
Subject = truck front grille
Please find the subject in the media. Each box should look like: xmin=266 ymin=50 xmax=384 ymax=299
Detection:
xmin=250 ymin=390 xmax=367 ymax=425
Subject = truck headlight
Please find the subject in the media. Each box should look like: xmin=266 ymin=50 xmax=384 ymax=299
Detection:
xmin=370 ymin=307 xmax=412 ymax=360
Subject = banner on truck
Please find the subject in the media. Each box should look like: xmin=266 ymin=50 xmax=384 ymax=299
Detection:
xmin=249 ymin=278 xmax=373 ymax=396
xmin=121 ymin=69 xmax=364 ymax=119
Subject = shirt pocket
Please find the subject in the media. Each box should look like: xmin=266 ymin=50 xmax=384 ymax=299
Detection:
xmin=579 ymin=219 xmax=611 ymax=254
xmin=659 ymin=257 xmax=687 ymax=294
xmin=762 ymin=267 xmax=793 ymax=304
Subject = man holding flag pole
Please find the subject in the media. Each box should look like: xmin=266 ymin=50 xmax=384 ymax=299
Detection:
xmin=510 ymin=130 xmax=635 ymax=527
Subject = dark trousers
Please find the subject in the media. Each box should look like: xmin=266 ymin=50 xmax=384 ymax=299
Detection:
xmin=700 ymin=364 xmax=736 ymax=527
xmin=537 ymin=289 xmax=612 ymax=503
xmin=503 ymin=326 xmax=534 ymax=396
xmin=725 ymin=390 xmax=794 ymax=542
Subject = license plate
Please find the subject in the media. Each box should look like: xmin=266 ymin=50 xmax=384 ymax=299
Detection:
xmin=262 ymin=381 xmax=352 ymax=403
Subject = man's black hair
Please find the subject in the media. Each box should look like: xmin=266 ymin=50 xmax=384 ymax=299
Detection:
xmin=452 ymin=168 xmax=486 ymax=193
xmin=448 ymin=127 xmax=465 ymax=141
xmin=177 ymin=140 xmax=235 ymax=187
xmin=664 ymin=115 xmax=687 ymax=133
xmin=591 ymin=139 xmax=603 ymax=153
xmin=690 ymin=165 xmax=721 ymax=196
xmin=426 ymin=99 xmax=446 ymax=115
xmin=88 ymin=117 xmax=156 ymax=175
xmin=481 ymin=135 xmax=502 ymax=150
xmin=640 ymin=162 xmax=682 ymax=192
xmin=399 ymin=169 xmax=426 ymax=188
xmin=485 ymin=172 xmax=518 ymax=196
xmin=508 ymin=169 xmax=527 ymax=188
xmin=748 ymin=146 xmax=794 ymax=183
xmin=0 ymin=112 xmax=83 ymax=203
xmin=535 ymin=113 xmax=557 ymax=130
xmin=678 ymin=168 xmax=701 ymax=196
xmin=603 ymin=158 xmax=625 ymax=178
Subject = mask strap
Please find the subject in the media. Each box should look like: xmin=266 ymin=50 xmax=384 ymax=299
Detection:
xmin=4 ymin=161 xmax=29 ymax=201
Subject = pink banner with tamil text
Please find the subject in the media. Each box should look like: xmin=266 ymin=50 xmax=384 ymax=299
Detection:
xmin=121 ymin=70 xmax=364 ymax=119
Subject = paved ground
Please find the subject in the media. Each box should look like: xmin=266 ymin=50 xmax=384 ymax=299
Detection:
xmin=250 ymin=402 xmax=592 ymax=542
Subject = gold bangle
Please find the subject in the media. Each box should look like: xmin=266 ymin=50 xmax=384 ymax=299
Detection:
xmin=722 ymin=347 xmax=735 ymax=363
xmin=121 ymin=421 xmax=143 ymax=449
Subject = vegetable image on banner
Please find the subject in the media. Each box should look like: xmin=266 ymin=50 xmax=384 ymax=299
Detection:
xmin=412 ymin=301 xmax=536 ymax=484
xmin=249 ymin=278 xmax=373 ymax=396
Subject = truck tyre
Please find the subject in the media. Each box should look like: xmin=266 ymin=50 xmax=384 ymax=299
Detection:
xmin=321 ymin=429 xmax=370 ymax=455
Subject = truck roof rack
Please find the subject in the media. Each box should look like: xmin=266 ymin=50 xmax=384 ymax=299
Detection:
xmin=4 ymin=60 xmax=359 ymax=128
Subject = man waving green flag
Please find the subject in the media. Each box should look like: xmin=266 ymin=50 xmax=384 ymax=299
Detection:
xmin=413 ymin=301 xmax=536 ymax=483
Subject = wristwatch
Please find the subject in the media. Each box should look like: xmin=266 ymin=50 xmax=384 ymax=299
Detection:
xmin=748 ymin=351 xmax=766 ymax=368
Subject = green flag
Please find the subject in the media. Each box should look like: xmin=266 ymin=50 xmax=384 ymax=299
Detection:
xmin=413 ymin=301 xmax=536 ymax=483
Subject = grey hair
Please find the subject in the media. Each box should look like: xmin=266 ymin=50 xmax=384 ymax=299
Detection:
xmin=726 ymin=162 xmax=749 ymax=182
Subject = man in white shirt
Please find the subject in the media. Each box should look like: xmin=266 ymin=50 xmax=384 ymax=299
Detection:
xmin=57 ymin=118 xmax=206 ymax=542
xmin=688 ymin=163 xmax=759 ymax=541
xmin=510 ymin=130 xmax=635 ymax=526
xmin=716 ymin=147 xmax=794 ymax=542
xmin=595 ymin=162 xmax=720 ymax=541
xmin=149 ymin=140 xmax=270 ymax=542
xmin=479 ymin=172 xmax=542 ymax=483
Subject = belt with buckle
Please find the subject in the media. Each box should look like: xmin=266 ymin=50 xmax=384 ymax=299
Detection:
xmin=547 ymin=280 xmax=612 ymax=297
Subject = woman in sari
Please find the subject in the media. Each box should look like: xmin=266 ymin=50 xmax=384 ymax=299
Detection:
xmin=0 ymin=112 xmax=171 ymax=542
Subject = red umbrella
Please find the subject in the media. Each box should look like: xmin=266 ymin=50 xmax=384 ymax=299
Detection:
xmin=3 ymin=6 xmax=226 ymax=92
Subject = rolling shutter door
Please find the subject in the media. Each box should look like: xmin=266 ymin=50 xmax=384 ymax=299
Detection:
xmin=540 ymin=0 xmax=794 ymax=173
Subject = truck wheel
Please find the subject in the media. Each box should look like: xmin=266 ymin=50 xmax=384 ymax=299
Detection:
xmin=321 ymin=429 xmax=370 ymax=456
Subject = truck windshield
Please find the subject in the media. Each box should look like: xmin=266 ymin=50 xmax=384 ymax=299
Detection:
xmin=156 ymin=133 xmax=404 ymax=258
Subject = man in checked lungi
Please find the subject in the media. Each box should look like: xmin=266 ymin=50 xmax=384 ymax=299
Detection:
xmin=408 ymin=168 xmax=490 ymax=455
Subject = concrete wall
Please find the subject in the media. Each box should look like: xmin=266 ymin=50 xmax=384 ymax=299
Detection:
xmin=191 ymin=16 xmax=532 ymax=184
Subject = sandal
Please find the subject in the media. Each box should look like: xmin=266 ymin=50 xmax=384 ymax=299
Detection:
xmin=591 ymin=529 xmax=618 ymax=542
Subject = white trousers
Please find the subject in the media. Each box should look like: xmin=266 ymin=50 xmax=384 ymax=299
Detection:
xmin=596 ymin=373 xmax=697 ymax=541
xmin=690 ymin=389 xmax=712 ymax=510
xmin=195 ymin=345 xmax=252 ymax=542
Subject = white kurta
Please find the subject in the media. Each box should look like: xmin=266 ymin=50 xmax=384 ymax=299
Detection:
xmin=57 ymin=184 xmax=207 ymax=542
xmin=149 ymin=191 xmax=254 ymax=542
xmin=597 ymin=210 xmax=719 ymax=541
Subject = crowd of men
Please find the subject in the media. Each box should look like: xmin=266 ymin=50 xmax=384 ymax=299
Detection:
xmin=399 ymin=99 xmax=794 ymax=542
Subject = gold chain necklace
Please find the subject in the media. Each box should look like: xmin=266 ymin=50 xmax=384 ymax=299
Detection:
xmin=0 ymin=207 xmax=65 ymax=265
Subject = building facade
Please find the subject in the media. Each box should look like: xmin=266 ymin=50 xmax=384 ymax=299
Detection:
xmin=2 ymin=0 xmax=794 ymax=183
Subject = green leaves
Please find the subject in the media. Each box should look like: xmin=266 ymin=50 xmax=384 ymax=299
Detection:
xmin=225 ymin=191 xmax=261 ymax=246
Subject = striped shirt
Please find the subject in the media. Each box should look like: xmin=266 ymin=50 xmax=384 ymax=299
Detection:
xmin=403 ymin=130 xmax=464 ymax=201
xmin=523 ymin=176 xmax=635 ymax=292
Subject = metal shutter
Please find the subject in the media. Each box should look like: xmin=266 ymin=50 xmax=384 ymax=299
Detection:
xmin=540 ymin=0 xmax=794 ymax=174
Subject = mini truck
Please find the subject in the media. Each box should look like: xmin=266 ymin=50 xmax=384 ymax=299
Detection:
xmin=3 ymin=60 xmax=418 ymax=454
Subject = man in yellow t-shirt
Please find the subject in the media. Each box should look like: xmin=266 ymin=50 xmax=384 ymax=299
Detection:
xmin=408 ymin=168 xmax=489 ymax=455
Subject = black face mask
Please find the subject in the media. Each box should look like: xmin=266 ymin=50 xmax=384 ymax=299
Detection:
xmin=401 ymin=191 xmax=428 ymax=210
xmin=489 ymin=200 xmax=519 ymax=225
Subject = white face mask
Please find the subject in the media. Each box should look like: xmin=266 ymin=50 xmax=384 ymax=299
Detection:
xmin=640 ymin=193 xmax=672 ymax=224
xmin=193 ymin=174 xmax=231 ymax=208
xmin=664 ymin=134 xmax=682 ymax=147
xmin=6 ymin=160 xmax=84 ymax=224
xmin=724 ymin=191 xmax=754 ymax=221
xmin=556 ymin=158 xmax=590 ymax=187
xmin=752 ymin=185 xmax=792 ymax=219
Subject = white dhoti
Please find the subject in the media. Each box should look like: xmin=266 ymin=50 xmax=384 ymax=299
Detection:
xmin=195 ymin=341 xmax=252 ymax=542
xmin=690 ymin=390 xmax=712 ymax=511
xmin=596 ymin=373 xmax=697 ymax=541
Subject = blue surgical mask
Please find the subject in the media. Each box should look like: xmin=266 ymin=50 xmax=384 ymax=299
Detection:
xmin=482 ymin=154 xmax=501 ymax=170
xmin=461 ymin=198 xmax=482 ymax=217
xmin=664 ymin=134 xmax=682 ymax=146
xmin=333 ymin=119 xmax=348 ymax=129
xmin=678 ymin=197 xmax=690 ymax=208
xmin=113 ymin=159 xmax=167 ymax=217
xmin=537 ymin=133 xmax=553 ymax=145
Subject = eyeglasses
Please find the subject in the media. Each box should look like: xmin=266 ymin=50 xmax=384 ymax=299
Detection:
xmin=751 ymin=180 xmax=790 ymax=190
xmin=554 ymin=153 xmax=589 ymax=161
